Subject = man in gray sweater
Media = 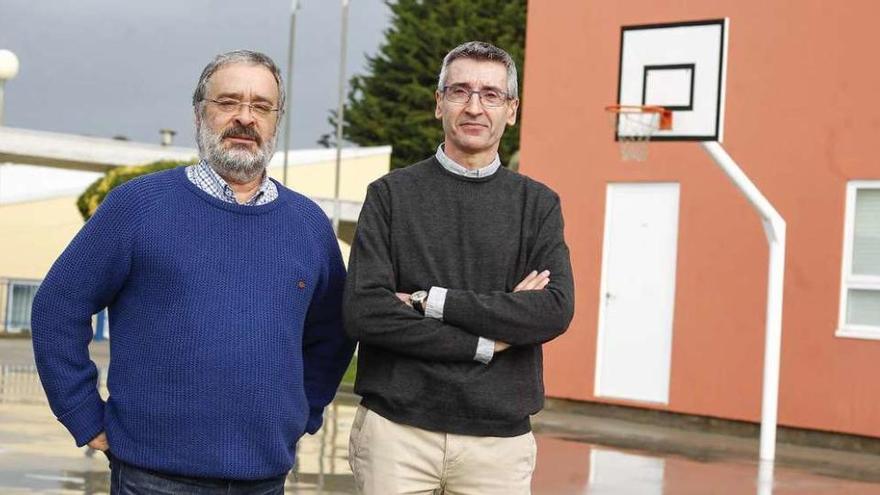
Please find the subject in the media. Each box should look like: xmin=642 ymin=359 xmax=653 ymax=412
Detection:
xmin=343 ymin=41 xmax=574 ymax=494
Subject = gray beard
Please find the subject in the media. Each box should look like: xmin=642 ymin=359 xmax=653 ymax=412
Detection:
xmin=196 ymin=123 xmax=276 ymax=183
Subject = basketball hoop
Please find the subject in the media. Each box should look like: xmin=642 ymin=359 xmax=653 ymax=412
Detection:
xmin=605 ymin=105 xmax=673 ymax=161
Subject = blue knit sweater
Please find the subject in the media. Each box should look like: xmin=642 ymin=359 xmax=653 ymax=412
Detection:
xmin=31 ymin=166 xmax=354 ymax=480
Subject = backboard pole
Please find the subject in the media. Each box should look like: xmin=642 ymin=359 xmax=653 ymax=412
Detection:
xmin=700 ymin=141 xmax=786 ymax=462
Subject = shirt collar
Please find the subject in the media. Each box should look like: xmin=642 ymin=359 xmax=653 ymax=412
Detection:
xmin=435 ymin=144 xmax=501 ymax=178
xmin=198 ymin=160 xmax=272 ymax=205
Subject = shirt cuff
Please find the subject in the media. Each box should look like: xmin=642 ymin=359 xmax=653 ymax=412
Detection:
xmin=474 ymin=337 xmax=496 ymax=364
xmin=425 ymin=287 xmax=447 ymax=320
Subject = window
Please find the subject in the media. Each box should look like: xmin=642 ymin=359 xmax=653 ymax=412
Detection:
xmin=838 ymin=182 xmax=880 ymax=339
xmin=5 ymin=280 xmax=40 ymax=333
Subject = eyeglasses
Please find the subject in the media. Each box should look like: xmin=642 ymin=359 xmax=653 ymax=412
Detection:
xmin=203 ymin=98 xmax=280 ymax=118
xmin=442 ymin=85 xmax=511 ymax=108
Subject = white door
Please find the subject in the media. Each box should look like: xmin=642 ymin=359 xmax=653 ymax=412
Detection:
xmin=595 ymin=183 xmax=680 ymax=404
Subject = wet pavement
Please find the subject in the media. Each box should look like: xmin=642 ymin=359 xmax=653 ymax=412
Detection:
xmin=3 ymin=339 xmax=880 ymax=494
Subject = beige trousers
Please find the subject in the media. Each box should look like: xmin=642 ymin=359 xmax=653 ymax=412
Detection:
xmin=348 ymin=405 xmax=537 ymax=495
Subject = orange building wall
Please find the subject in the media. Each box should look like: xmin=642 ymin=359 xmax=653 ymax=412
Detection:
xmin=521 ymin=0 xmax=880 ymax=437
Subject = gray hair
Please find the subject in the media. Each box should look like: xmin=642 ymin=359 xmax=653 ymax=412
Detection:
xmin=437 ymin=41 xmax=518 ymax=100
xmin=192 ymin=50 xmax=285 ymax=117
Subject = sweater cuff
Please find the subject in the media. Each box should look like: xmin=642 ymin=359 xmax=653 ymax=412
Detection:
xmin=305 ymin=406 xmax=325 ymax=435
xmin=57 ymin=393 xmax=106 ymax=447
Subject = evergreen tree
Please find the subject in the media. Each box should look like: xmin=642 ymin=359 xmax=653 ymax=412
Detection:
xmin=325 ymin=0 xmax=526 ymax=170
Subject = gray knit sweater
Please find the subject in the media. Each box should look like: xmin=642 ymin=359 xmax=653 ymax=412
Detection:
xmin=343 ymin=157 xmax=574 ymax=436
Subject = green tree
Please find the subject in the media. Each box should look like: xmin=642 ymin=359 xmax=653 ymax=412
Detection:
xmin=324 ymin=0 xmax=527 ymax=170
xmin=77 ymin=159 xmax=196 ymax=221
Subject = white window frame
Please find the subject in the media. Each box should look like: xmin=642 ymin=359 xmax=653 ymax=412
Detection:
xmin=5 ymin=279 xmax=41 ymax=333
xmin=837 ymin=181 xmax=880 ymax=340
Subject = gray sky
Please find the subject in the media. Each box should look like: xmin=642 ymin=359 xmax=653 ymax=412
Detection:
xmin=0 ymin=0 xmax=391 ymax=149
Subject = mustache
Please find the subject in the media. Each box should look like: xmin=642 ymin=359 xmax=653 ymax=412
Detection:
xmin=221 ymin=125 xmax=261 ymax=145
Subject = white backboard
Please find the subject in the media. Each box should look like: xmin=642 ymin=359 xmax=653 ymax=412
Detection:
xmin=615 ymin=19 xmax=728 ymax=142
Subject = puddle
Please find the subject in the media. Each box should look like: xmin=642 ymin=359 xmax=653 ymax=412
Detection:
xmin=2 ymin=365 xmax=879 ymax=494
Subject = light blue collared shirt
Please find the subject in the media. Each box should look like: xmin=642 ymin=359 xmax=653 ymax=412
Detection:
xmin=434 ymin=144 xmax=502 ymax=178
xmin=427 ymin=144 xmax=500 ymax=364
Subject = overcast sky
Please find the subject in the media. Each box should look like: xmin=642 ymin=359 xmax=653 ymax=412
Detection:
xmin=0 ymin=0 xmax=391 ymax=149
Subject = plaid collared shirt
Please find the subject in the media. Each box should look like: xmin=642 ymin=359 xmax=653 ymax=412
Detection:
xmin=185 ymin=161 xmax=278 ymax=206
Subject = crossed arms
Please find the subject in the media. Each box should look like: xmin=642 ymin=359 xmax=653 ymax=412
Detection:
xmin=342 ymin=182 xmax=575 ymax=362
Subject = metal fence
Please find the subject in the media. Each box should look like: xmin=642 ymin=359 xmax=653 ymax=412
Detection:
xmin=0 ymin=364 xmax=108 ymax=405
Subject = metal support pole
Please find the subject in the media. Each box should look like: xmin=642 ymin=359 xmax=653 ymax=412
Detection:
xmin=0 ymin=81 xmax=5 ymax=201
xmin=282 ymin=0 xmax=300 ymax=186
xmin=0 ymin=80 xmax=6 ymax=127
xmin=332 ymin=0 xmax=350 ymax=235
xmin=700 ymin=141 xmax=786 ymax=462
xmin=757 ymin=460 xmax=775 ymax=495
xmin=95 ymin=309 xmax=107 ymax=341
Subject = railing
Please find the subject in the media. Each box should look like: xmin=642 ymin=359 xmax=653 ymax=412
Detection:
xmin=0 ymin=364 xmax=108 ymax=404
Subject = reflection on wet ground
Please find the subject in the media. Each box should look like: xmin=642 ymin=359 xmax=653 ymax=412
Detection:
xmin=3 ymin=363 xmax=880 ymax=494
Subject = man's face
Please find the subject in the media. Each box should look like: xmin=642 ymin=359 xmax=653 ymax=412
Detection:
xmin=435 ymin=58 xmax=518 ymax=163
xmin=196 ymin=63 xmax=280 ymax=183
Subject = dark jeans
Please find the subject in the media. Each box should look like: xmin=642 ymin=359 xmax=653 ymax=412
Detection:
xmin=105 ymin=451 xmax=287 ymax=495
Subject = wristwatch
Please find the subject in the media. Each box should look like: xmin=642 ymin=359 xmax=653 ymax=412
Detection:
xmin=410 ymin=290 xmax=429 ymax=314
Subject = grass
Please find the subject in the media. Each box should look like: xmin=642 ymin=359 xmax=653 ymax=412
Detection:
xmin=0 ymin=330 xmax=32 ymax=339
xmin=341 ymin=356 xmax=357 ymax=386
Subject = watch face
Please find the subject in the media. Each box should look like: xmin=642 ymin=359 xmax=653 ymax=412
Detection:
xmin=411 ymin=290 xmax=428 ymax=311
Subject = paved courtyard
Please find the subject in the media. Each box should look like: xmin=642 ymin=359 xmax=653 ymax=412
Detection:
xmin=2 ymin=339 xmax=880 ymax=494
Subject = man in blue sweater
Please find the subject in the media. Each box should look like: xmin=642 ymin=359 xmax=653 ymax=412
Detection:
xmin=31 ymin=50 xmax=354 ymax=494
